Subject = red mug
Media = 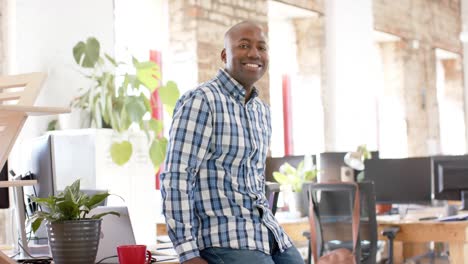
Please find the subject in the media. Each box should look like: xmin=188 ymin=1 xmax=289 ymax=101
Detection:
xmin=117 ymin=245 xmax=152 ymax=264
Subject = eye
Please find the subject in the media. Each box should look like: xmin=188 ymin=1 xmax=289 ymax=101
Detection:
xmin=258 ymin=46 xmax=268 ymax=52
xmin=239 ymin=44 xmax=249 ymax=49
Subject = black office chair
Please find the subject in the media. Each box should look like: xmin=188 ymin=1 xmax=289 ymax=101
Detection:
xmin=265 ymin=181 xmax=280 ymax=215
xmin=303 ymin=181 xmax=397 ymax=264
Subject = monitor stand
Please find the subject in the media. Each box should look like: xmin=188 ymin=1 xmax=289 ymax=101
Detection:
xmin=460 ymin=190 xmax=468 ymax=211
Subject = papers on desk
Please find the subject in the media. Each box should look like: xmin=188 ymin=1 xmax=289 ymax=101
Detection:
xmin=376 ymin=214 xmax=401 ymax=222
xmin=437 ymin=213 xmax=468 ymax=222
xmin=149 ymin=243 xmax=178 ymax=257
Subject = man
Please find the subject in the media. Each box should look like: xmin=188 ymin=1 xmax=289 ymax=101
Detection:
xmin=161 ymin=21 xmax=303 ymax=264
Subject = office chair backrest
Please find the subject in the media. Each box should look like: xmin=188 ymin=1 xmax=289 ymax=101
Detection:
xmin=265 ymin=181 xmax=280 ymax=215
xmin=306 ymin=181 xmax=377 ymax=264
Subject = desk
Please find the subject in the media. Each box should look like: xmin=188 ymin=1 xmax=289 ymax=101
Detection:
xmin=278 ymin=216 xmax=468 ymax=264
xmin=378 ymin=220 xmax=468 ymax=264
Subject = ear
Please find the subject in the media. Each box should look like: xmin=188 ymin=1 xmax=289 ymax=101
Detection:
xmin=221 ymin=49 xmax=226 ymax=64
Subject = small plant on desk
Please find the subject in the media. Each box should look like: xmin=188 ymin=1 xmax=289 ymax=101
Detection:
xmin=29 ymin=179 xmax=119 ymax=264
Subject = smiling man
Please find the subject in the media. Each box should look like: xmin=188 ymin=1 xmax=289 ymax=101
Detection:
xmin=161 ymin=21 xmax=304 ymax=264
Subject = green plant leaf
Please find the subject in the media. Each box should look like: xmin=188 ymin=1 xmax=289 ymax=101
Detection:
xmin=91 ymin=211 xmax=120 ymax=220
xmin=28 ymin=179 xmax=120 ymax=231
xmin=136 ymin=61 xmax=161 ymax=91
xmin=304 ymin=170 xmax=317 ymax=181
xmin=125 ymin=96 xmax=147 ymax=123
xmin=110 ymin=141 xmax=133 ymax=166
xmin=104 ymin=53 xmax=118 ymax=67
xmin=159 ymin=81 xmax=180 ymax=117
xmin=86 ymin=193 xmax=110 ymax=209
xmin=31 ymin=217 xmax=44 ymax=233
xmin=57 ymin=200 xmax=80 ymax=220
xmin=149 ymin=138 xmax=167 ymax=169
xmin=273 ymin=172 xmax=289 ymax=185
xmin=73 ymin=37 xmax=100 ymax=68
xmin=47 ymin=119 xmax=59 ymax=131
xmin=119 ymin=107 xmax=132 ymax=131
xmin=280 ymin=163 xmax=296 ymax=176
xmin=149 ymin=119 xmax=164 ymax=135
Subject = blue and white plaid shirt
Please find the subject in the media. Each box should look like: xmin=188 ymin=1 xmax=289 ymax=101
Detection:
xmin=161 ymin=69 xmax=293 ymax=262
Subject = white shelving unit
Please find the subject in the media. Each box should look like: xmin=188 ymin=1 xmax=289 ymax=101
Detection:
xmin=0 ymin=73 xmax=70 ymax=262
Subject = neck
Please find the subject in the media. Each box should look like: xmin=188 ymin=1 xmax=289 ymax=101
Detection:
xmin=244 ymin=86 xmax=254 ymax=103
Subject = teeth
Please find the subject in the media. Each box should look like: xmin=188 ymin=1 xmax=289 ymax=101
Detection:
xmin=245 ymin=63 xmax=260 ymax=68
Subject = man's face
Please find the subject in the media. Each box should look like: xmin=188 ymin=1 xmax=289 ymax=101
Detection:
xmin=222 ymin=24 xmax=269 ymax=89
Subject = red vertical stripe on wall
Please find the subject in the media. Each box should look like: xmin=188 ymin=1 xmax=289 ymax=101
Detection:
xmin=282 ymin=74 xmax=293 ymax=155
xmin=150 ymin=50 xmax=163 ymax=190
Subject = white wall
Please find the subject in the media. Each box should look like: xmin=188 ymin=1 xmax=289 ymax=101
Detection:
xmin=325 ymin=0 xmax=378 ymax=151
xmin=8 ymin=0 xmax=167 ymax=246
xmin=9 ymin=0 xmax=116 ymax=171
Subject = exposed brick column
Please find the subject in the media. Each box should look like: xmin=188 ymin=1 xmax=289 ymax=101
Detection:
xmin=403 ymin=42 xmax=440 ymax=156
xmin=378 ymin=41 xmax=408 ymax=156
xmin=378 ymin=41 xmax=440 ymax=156
xmin=168 ymin=0 xmax=270 ymax=103
xmin=293 ymin=16 xmax=324 ymax=81
xmin=440 ymin=58 xmax=466 ymax=153
xmin=373 ymin=0 xmax=461 ymax=54
xmin=373 ymin=0 xmax=461 ymax=156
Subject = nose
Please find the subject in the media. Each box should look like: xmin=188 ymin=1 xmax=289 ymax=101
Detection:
xmin=247 ymin=47 xmax=260 ymax=59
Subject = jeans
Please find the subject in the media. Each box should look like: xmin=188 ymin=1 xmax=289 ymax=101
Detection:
xmin=199 ymin=231 xmax=304 ymax=264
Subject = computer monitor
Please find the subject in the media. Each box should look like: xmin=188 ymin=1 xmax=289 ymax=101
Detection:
xmin=22 ymin=135 xmax=56 ymax=217
xmin=364 ymin=157 xmax=432 ymax=204
xmin=432 ymin=155 xmax=468 ymax=210
xmin=0 ymin=161 xmax=9 ymax=209
xmin=319 ymin=151 xmax=379 ymax=181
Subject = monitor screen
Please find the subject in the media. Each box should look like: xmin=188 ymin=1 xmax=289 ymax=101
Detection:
xmin=29 ymin=135 xmax=56 ymax=199
xmin=364 ymin=157 xmax=432 ymax=204
xmin=0 ymin=161 xmax=9 ymax=209
xmin=432 ymin=155 xmax=468 ymax=201
xmin=23 ymin=135 xmax=56 ymax=216
xmin=319 ymin=151 xmax=379 ymax=181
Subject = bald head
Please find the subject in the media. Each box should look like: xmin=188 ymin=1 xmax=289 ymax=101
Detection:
xmin=221 ymin=21 xmax=269 ymax=93
xmin=224 ymin=21 xmax=265 ymax=47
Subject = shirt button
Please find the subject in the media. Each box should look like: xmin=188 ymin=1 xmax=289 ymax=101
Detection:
xmin=185 ymin=167 xmax=197 ymax=174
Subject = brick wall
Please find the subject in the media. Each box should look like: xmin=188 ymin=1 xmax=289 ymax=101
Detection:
xmin=378 ymin=40 xmax=446 ymax=156
xmin=168 ymin=0 xmax=270 ymax=103
xmin=374 ymin=0 xmax=461 ymax=53
xmin=374 ymin=0 xmax=461 ymax=156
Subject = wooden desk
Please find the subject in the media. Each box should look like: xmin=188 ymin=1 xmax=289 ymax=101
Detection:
xmin=278 ymin=216 xmax=468 ymax=264
xmin=378 ymin=220 xmax=468 ymax=264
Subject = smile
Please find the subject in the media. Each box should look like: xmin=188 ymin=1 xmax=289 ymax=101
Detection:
xmin=243 ymin=63 xmax=262 ymax=69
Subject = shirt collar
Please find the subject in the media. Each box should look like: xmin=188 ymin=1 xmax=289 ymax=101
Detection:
xmin=216 ymin=68 xmax=259 ymax=103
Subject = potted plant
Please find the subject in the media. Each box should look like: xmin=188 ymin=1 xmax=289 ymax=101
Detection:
xmin=273 ymin=155 xmax=318 ymax=216
xmin=72 ymin=37 xmax=180 ymax=170
xmin=29 ymin=179 xmax=119 ymax=264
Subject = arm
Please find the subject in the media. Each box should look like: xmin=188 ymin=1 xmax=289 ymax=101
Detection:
xmin=161 ymin=92 xmax=212 ymax=263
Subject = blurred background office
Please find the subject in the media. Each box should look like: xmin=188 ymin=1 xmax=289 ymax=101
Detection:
xmin=1 ymin=0 xmax=468 ymax=248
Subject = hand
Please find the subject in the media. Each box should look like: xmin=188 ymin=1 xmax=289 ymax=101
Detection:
xmin=183 ymin=257 xmax=208 ymax=264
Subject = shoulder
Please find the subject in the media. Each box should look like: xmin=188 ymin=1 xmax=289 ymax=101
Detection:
xmin=178 ymin=80 xmax=222 ymax=105
xmin=174 ymin=79 xmax=222 ymax=112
